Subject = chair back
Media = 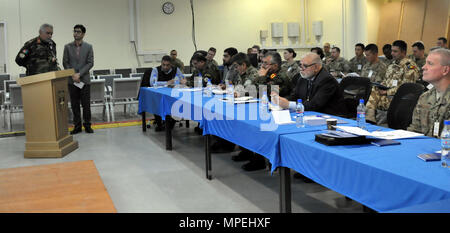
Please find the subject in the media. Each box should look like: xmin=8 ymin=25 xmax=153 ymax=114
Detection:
xmin=4 ymin=80 xmax=17 ymax=93
xmin=339 ymin=76 xmax=372 ymax=116
xmin=90 ymin=79 xmax=106 ymax=102
xmin=93 ymin=69 xmax=111 ymax=77
xmin=98 ymin=74 xmax=122 ymax=88
xmin=112 ymin=78 xmax=141 ymax=100
xmin=387 ymin=83 xmax=425 ymax=130
xmin=9 ymin=84 xmax=22 ymax=106
xmin=115 ymin=68 xmax=132 ymax=78
xmin=0 ymin=74 xmax=10 ymax=91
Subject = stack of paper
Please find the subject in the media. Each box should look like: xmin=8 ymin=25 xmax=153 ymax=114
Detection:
xmin=271 ymin=110 xmax=295 ymax=125
xmin=334 ymin=126 xmax=424 ymax=139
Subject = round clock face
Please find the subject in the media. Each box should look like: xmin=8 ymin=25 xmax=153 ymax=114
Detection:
xmin=162 ymin=2 xmax=175 ymax=14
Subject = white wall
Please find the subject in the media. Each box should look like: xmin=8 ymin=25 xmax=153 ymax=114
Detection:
xmin=1 ymin=0 xmax=372 ymax=78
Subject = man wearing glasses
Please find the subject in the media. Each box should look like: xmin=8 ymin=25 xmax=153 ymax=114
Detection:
xmin=273 ymin=52 xmax=346 ymax=116
xmin=63 ymin=24 xmax=94 ymax=134
xmin=16 ymin=23 xmax=60 ymax=76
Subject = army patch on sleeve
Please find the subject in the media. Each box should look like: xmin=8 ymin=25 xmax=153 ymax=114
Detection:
xmin=408 ymin=65 xmax=416 ymax=69
xmin=270 ymin=73 xmax=277 ymax=79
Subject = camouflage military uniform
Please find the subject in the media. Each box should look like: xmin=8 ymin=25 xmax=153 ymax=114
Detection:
xmin=207 ymin=59 xmax=219 ymax=67
xmin=325 ymin=57 xmax=350 ymax=77
xmin=408 ymin=54 xmax=427 ymax=78
xmin=360 ymin=60 xmax=387 ymax=83
xmin=281 ymin=61 xmax=301 ymax=83
xmin=15 ymin=37 xmax=59 ymax=76
xmin=239 ymin=65 xmax=258 ymax=87
xmin=349 ymin=55 xmax=367 ymax=75
xmin=188 ymin=61 xmax=220 ymax=87
xmin=366 ymin=57 xmax=420 ymax=123
xmin=324 ymin=51 xmax=331 ymax=61
xmin=172 ymin=58 xmax=184 ymax=73
xmin=379 ymin=57 xmax=393 ymax=66
xmin=407 ymin=86 xmax=450 ymax=137
xmin=254 ymin=69 xmax=292 ymax=98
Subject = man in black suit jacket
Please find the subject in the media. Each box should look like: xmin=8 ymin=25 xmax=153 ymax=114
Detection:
xmin=273 ymin=52 xmax=346 ymax=116
xmin=63 ymin=24 xmax=94 ymax=134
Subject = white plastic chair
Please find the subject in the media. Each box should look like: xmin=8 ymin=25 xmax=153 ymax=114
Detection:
xmin=89 ymin=79 xmax=111 ymax=122
xmin=109 ymin=77 xmax=141 ymax=122
xmin=5 ymin=84 xmax=23 ymax=131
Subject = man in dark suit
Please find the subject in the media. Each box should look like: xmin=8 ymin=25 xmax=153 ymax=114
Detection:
xmin=273 ymin=52 xmax=346 ymax=116
xmin=63 ymin=24 xmax=94 ymax=134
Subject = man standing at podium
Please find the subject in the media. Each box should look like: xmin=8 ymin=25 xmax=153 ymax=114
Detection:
xmin=63 ymin=24 xmax=94 ymax=134
xmin=15 ymin=23 xmax=60 ymax=76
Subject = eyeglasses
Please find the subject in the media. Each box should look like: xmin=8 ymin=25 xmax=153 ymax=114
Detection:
xmin=45 ymin=31 xmax=53 ymax=35
xmin=300 ymin=63 xmax=316 ymax=69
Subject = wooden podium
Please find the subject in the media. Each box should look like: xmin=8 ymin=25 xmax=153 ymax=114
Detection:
xmin=17 ymin=69 xmax=79 ymax=158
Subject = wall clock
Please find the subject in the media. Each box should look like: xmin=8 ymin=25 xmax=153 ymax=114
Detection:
xmin=162 ymin=2 xmax=175 ymax=15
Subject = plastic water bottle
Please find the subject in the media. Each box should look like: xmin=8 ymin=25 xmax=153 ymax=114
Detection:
xmin=197 ymin=75 xmax=203 ymax=88
xmin=296 ymin=99 xmax=305 ymax=128
xmin=174 ymin=74 xmax=180 ymax=86
xmin=441 ymin=120 xmax=450 ymax=168
xmin=357 ymin=99 xmax=366 ymax=129
xmin=205 ymin=79 xmax=213 ymax=97
xmin=151 ymin=74 xmax=158 ymax=87
xmin=227 ymin=84 xmax=234 ymax=103
xmin=260 ymin=91 xmax=269 ymax=117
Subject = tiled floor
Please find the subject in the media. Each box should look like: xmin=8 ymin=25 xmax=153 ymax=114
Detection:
xmin=0 ymin=106 xmax=364 ymax=213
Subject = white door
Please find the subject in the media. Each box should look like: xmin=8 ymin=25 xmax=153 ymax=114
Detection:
xmin=0 ymin=22 xmax=7 ymax=74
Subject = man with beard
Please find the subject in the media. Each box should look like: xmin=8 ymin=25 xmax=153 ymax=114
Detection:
xmin=273 ymin=52 xmax=346 ymax=116
xmin=222 ymin=47 xmax=238 ymax=83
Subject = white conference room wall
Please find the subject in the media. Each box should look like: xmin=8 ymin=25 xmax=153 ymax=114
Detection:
xmin=1 ymin=0 xmax=374 ymax=78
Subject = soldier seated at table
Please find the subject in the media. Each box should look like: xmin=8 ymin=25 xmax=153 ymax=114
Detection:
xmin=361 ymin=44 xmax=387 ymax=83
xmin=150 ymin=55 xmax=186 ymax=132
xmin=366 ymin=40 xmax=420 ymax=125
xmin=241 ymin=51 xmax=293 ymax=172
xmin=324 ymin=46 xmax=350 ymax=79
xmin=407 ymin=48 xmax=450 ymax=137
xmin=349 ymin=43 xmax=367 ymax=75
xmin=188 ymin=53 xmax=221 ymax=87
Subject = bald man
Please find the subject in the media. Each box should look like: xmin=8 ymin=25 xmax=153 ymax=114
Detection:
xmin=272 ymin=52 xmax=347 ymax=116
xmin=407 ymin=48 xmax=450 ymax=137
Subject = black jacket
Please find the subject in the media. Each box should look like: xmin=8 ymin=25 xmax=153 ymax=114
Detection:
xmin=289 ymin=68 xmax=347 ymax=116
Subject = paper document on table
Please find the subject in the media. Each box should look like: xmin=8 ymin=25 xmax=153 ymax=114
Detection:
xmin=334 ymin=126 xmax=372 ymax=136
xmin=178 ymin=88 xmax=203 ymax=92
xmin=212 ymin=89 xmax=227 ymax=95
xmin=219 ymin=97 xmax=258 ymax=104
xmin=272 ymin=110 xmax=295 ymax=125
xmin=73 ymin=81 xmax=85 ymax=89
xmin=334 ymin=126 xmax=424 ymax=139
xmin=369 ymin=130 xmax=424 ymax=140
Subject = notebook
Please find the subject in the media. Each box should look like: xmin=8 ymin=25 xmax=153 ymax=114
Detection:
xmin=417 ymin=153 xmax=441 ymax=162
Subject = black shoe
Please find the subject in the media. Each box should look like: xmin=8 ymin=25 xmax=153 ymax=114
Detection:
xmin=232 ymin=150 xmax=253 ymax=161
xmin=155 ymin=125 xmax=165 ymax=132
xmin=211 ymin=142 xmax=235 ymax=153
xmin=293 ymin=172 xmax=314 ymax=183
xmin=194 ymin=126 xmax=203 ymax=135
xmin=70 ymin=128 xmax=82 ymax=135
xmin=85 ymin=127 xmax=94 ymax=133
xmin=242 ymin=160 xmax=266 ymax=171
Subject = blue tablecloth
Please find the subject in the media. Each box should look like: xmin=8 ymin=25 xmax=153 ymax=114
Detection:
xmin=139 ymin=87 xmax=352 ymax=171
xmin=138 ymin=87 xmax=383 ymax=174
xmin=279 ymin=131 xmax=450 ymax=212
xmin=384 ymin=198 xmax=450 ymax=213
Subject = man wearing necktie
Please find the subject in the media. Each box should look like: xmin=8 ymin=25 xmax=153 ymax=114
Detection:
xmin=273 ymin=52 xmax=347 ymax=116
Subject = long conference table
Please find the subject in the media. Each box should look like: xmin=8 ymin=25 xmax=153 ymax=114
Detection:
xmin=138 ymin=86 xmax=450 ymax=213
